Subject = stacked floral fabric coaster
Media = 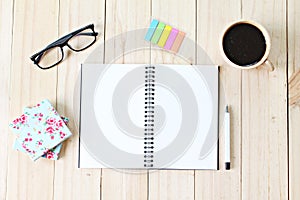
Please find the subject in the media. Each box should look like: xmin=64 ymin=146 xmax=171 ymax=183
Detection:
xmin=9 ymin=100 xmax=72 ymax=161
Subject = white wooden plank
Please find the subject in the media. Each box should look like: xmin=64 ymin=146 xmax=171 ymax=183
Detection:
xmin=195 ymin=0 xmax=242 ymax=199
xmin=53 ymin=0 xmax=105 ymax=199
xmin=102 ymin=170 xmax=148 ymax=200
xmin=0 ymin=0 xmax=13 ymax=199
xmin=288 ymin=0 xmax=300 ymax=199
xmin=149 ymin=0 xmax=196 ymax=199
xmin=7 ymin=1 xmax=59 ymax=200
xmin=101 ymin=0 xmax=150 ymax=199
xmin=149 ymin=170 xmax=194 ymax=200
xmin=151 ymin=0 xmax=196 ymax=65
xmin=241 ymin=0 xmax=288 ymax=199
xmin=289 ymin=106 xmax=300 ymax=200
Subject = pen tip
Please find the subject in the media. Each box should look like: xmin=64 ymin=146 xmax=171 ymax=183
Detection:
xmin=225 ymin=105 xmax=229 ymax=112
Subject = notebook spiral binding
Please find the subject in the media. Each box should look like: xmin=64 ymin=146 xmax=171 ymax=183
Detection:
xmin=144 ymin=65 xmax=155 ymax=168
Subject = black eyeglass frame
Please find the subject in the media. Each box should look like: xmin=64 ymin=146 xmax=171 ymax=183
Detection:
xmin=30 ymin=24 xmax=98 ymax=70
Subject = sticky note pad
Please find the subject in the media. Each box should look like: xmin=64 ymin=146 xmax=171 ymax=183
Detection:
xmin=170 ymin=31 xmax=186 ymax=53
xmin=164 ymin=28 xmax=179 ymax=50
xmin=145 ymin=19 xmax=159 ymax=41
xmin=157 ymin=25 xmax=172 ymax=47
xmin=151 ymin=22 xmax=165 ymax=44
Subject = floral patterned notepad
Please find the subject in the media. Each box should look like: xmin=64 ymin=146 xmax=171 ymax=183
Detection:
xmin=12 ymin=116 xmax=69 ymax=160
xmin=9 ymin=100 xmax=72 ymax=161
xmin=13 ymin=142 xmax=63 ymax=160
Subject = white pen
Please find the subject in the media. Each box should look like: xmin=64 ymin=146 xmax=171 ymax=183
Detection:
xmin=225 ymin=105 xmax=231 ymax=170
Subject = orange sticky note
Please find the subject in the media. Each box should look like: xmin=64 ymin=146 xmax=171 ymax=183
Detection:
xmin=170 ymin=31 xmax=185 ymax=53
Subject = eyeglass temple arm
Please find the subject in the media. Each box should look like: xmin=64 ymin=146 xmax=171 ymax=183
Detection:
xmin=77 ymin=32 xmax=98 ymax=36
xmin=37 ymin=32 xmax=98 ymax=54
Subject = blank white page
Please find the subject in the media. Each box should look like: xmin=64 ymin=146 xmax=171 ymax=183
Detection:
xmin=79 ymin=64 xmax=218 ymax=169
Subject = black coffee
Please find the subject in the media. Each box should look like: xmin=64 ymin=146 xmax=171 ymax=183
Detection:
xmin=222 ymin=23 xmax=266 ymax=66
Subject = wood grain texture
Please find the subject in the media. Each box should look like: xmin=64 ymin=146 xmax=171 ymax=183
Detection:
xmin=288 ymin=0 xmax=300 ymax=199
xmin=195 ymin=0 xmax=242 ymax=199
xmin=104 ymin=0 xmax=151 ymax=64
xmin=102 ymin=170 xmax=148 ymax=200
xmin=0 ymin=0 xmax=13 ymax=199
xmin=149 ymin=0 xmax=196 ymax=200
xmin=288 ymin=69 xmax=300 ymax=105
xmin=0 ymin=0 xmax=295 ymax=199
xmin=101 ymin=0 xmax=150 ymax=200
xmin=54 ymin=0 xmax=104 ymax=199
xmin=149 ymin=170 xmax=194 ymax=200
xmin=289 ymin=106 xmax=300 ymax=200
xmin=241 ymin=0 xmax=288 ymax=199
xmin=151 ymin=0 xmax=196 ymax=65
xmin=7 ymin=1 xmax=59 ymax=200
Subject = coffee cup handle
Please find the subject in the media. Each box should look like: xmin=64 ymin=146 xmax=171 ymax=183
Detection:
xmin=260 ymin=60 xmax=275 ymax=72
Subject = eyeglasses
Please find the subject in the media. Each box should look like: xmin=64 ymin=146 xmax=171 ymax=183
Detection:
xmin=30 ymin=24 xmax=98 ymax=70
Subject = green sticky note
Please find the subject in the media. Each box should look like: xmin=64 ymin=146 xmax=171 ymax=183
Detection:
xmin=151 ymin=22 xmax=165 ymax=44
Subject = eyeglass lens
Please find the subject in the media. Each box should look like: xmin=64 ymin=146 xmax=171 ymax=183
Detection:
xmin=38 ymin=47 xmax=63 ymax=69
xmin=68 ymin=28 xmax=96 ymax=51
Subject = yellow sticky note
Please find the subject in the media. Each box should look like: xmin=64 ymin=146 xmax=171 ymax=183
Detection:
xmin=157 ymin=25 xmax=172 ymax=47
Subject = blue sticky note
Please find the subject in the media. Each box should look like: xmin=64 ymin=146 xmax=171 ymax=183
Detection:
xmin=144 ymin=19 xmax=159 ymax=41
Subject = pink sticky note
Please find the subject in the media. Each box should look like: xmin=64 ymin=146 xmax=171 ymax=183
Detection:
xmin=164 ymin=28 xmax=179 ymax=50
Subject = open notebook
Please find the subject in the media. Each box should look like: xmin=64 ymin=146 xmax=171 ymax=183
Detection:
xmin=79 ymin=64 xmax=219 ymax=169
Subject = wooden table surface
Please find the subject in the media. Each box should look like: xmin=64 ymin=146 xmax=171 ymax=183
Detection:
xmin=1 ymin=0 xmax=299 ymax=199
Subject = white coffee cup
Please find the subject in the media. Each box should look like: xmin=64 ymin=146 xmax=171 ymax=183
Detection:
xmin=220 ymin=20 xmax=274 ymax=71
